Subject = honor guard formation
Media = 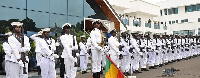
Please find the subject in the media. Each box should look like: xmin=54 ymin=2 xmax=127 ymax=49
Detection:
xmin=2 ymin=21 xmax=200 ymax=78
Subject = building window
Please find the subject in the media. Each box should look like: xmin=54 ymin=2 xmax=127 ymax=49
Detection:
xmin=185 ymin=5 xmax=199 ymax=12
xmin=197 ymin=4 xmax=200 ymax=11
xmin=176 ymin=20 xmax=178 ymax=23
xmin=185 ymin=6 xmax=192 ymax=12
xmin=191 ymin=5 xmax=197 ymax=11
xmin=198 ymin=18 xmax=200 ymax=22
xmin=185 ymin=19 xmax=188 ymax=22
xmin=169 ymin=21 xmax=171 ymax=24
xmin=172 ymin=21 xmax=175 ymax=24
xmin=168 ymin=9 xmax=172 ymax=15
xmin=164 ymin=9 xmax=167 ymax=15
xmin=154 ymin=23 xmax=160 ymax=29
xmin=198 ymin=28 xmax=200 ymax=36
xmin=160 ymin=10 xmax=162 ymax=16
xmin=172 ymin=8 xmax=178 ymax=14
xmin=181 ymin=20 xmax=185 ymax=23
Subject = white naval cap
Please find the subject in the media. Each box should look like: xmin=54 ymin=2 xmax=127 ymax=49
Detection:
xmin=80 ymin=35 xmax=85 ymax=38
xmin=131 ymin=30 xmax=137 ymax=33
xmin=5 ymin=32 xmax=12 ymax=36
xmin=62 ymin=23 xmax=71 ymax=29
xmin=92 ymin=19 xmax=101 ymax=25
xmin=41 ymin=28 xmax=51 ymax=32
xmin=37 ymin=31 xmax=43 ymax=35
xmin=11 ymin=22 xmax=23 ymax=27
xmin=120 ymin=30 xmax=126 ymax=34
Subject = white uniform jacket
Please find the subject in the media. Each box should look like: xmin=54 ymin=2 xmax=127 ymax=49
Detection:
xmin=8 ymin=35 xmax=30 ymax=63
xmin=90 ymin=28 xmax=103 ymax=50
xmin=3 ymin=42 xmax=12 ymax=61
xmin=39 ymin=38 xmax=56 ymax=60
xmin=79 ymin=42 xmax=87 ymax=56
xmin=120 ymin=37 xmax=130 ymax=55
xmin=60 ymin=34 xmax=78 ymax=61
xmin=108 ymin=36 xmax=120 ymax=55
xmin=130 ymin=38 xmax=140 ymax=54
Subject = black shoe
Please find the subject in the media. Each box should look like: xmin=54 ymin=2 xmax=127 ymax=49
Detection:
xmin=149 ymin=66 xmax=157 ymax=69
xmin=141 ymin=68 xmax=149 ymax=71
xmin=136 ymin=70 xmax=142 ymax=73
xmin=82 ymin=71 xmax=85 ymax=74
xmin=84 ymin=71 xmax=88 ymax=73
xmin=123 ymin=72 xmax=128 ymax=76
xmin=133 ymin=71 xmax=138 ymax=74
xmin=93 ymin=73 xmax=97 ymax=78
xmin=159 ymin=64 xmax=163 ymax=67
xmin=126 ymin=72 xmax=131 ymax=75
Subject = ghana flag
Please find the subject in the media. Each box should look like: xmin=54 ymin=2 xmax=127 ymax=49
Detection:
xmin=105 ymin=54 xmax=125 ymax=78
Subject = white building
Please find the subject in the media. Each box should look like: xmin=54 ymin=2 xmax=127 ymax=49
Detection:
xmin=156 ymin=0 xmax=200 ymax=35
xmin=107 ymin=0 xmax=200 ymax=35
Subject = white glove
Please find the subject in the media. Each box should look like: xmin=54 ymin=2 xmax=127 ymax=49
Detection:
xmin=72 ymin=46 xmax=77 ymax=50
xmin=18 ymin=60 xmax=24 ymax=67
xmin=117 ymin=51 xmax=121 ymax=55
xmin=127 ymin=46 xmax=130 ymax=50
xmin=76 ymin=53 xmax=80 ymax=57
xmin=55 ymin=42 xmax=60 ymax=46
xmin=73 ymin=57 xmax=77 ymax=63
xmin=52 ymin=54 xmax=59 ymax=58
xmin=86 ymin=53 xmax=90 ymax=57
xmin=50 ymin=56 xmax=55 ymax=61
xmin=20 ymin=47 xmax=26 ymax=52
xmin=96 ymin=46 xmax=103 ymax=51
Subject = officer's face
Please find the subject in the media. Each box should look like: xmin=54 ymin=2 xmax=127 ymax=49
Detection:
xmin=44 ymin=31 xmax=50 ymax=38
xmin=64 ymin=28 xmax=70 ymax=34
xmin=13 ymin=26 xmax=22 ymax=33
xmin=122 ymin=32 xmax=126 ymax=37
xmin=112 ymin=32 xmax=116 ymax=37
xmin=81 ymin=37 xmax=85 ymax=42
xmin=94 ymin=23 xmax=100 ymax=29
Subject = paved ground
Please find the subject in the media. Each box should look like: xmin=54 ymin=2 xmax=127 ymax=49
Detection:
xmin=1 ymin=56 xmax=200 ymax=78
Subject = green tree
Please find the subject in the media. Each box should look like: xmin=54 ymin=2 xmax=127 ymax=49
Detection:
xmin=22 ymin=17 xmax=38 ymax=33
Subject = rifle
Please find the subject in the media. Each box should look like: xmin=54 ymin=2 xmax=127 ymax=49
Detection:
xmin=21 ymin=25 xmax=27 ymax=74
xmin=72 ymin=28 xmax=79 ymax=67
xmin=118 ymin=31 xmax=123 ymax=59
xmin=54 ymin=22 xmax=58 ymax=42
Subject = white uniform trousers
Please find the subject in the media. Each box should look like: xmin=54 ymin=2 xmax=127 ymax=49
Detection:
xmin=154 ymin=50 xmax=160 ymax=65
xmin=121 ymin=55 xmax=130 ymax=72
xmin=140 ymin=52 xmax=148 ymax=68
xmin=9 ymin=62 xmax=28 ymax=78
xmin=64 ymin=58 xmax=77 ymax=78
xmin=102 ymin=54 xmax=106 ymax=67
xmin=5 ymin=61 xmax=10 ymax=78
xmin=110 ymin=54 xmax=119 ymax=67
xmin=91 ymin=49 xmax=102 ymax=73
xmin=40 ymin=57 xmax=56 ymax=78
xmin=148 ymin=51 xmax=155 ymax=66
xmin=80 ymin=55 xmax=88 ymax=71
xmin=131 ymin=53 xmax=140 ymax=71
xmin=36 ymin=52 xmax=41 ymax=66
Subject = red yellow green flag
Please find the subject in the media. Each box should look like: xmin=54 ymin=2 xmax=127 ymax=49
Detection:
xmin=105 ymin=54 xmax=125 ymax=78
